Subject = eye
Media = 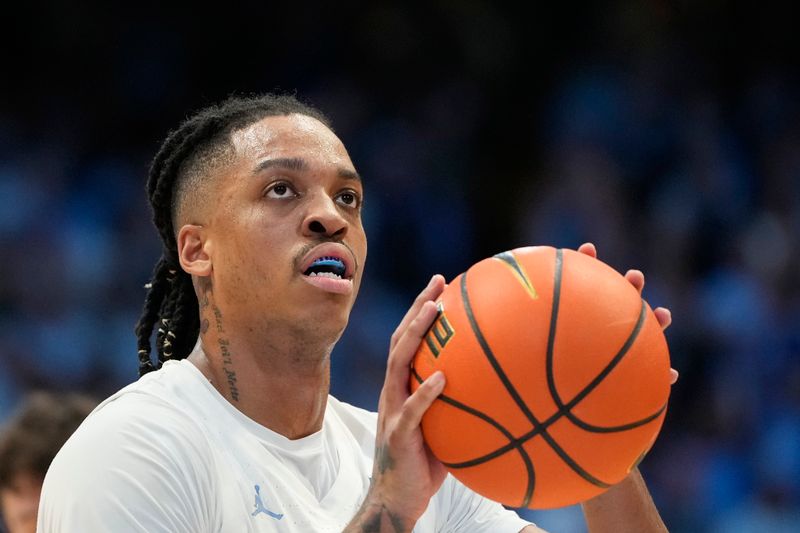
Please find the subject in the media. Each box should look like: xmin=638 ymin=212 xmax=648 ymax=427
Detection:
xmin=265 ymin=181 xmax=297 ymax=199
xmin=335 ymin=189 xmax=361 ymax=208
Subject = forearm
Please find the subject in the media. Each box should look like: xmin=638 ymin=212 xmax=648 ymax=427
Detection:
xmin=581 ymin=468 xmax=668 ymax=533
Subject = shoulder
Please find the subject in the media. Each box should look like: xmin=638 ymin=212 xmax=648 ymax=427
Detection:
xmin=38 ymin=370 xmax=216 ymax=532
xmin=70 ymin=387 xmax=208 ymax=459
xmin=59 ymin=365 xmax=211 ymax=462
xmin=41 ymin=391 xmax=210 ymax=500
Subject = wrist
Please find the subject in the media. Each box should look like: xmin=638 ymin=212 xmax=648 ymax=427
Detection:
xmin=581 ymin=468 xmax=667 ymax=533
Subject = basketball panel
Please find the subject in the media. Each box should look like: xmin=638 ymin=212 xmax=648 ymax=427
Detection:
xmin=550 ymin=250 xmax=645 ymax=404
xmin=462 ymin=247 xmax=562 ymax=422
xmin=522 ymin=432 xmax=608 ymax=509
xmin=545 ymin=413 xmax=666 ymax=489
xmin=413 ymin=273 xmax=536 ymax=450
xmin=570 ymin=303 xmax=671 ymax=425
xmin=447 ymin=443 xmax=533 ymax=508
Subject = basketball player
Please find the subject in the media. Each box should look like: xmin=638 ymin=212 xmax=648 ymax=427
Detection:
xmin=38 ymin=94 xmax=673 ymax=532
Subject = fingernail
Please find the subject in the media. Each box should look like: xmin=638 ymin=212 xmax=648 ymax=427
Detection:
xmin=428 ymin=371 xmax=445 ymax=389
xmin=427 ymin=275 xmax=438 ymax=288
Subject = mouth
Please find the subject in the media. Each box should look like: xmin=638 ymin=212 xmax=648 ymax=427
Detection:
xmin=298 ymin=243 xmax=356 ymax=295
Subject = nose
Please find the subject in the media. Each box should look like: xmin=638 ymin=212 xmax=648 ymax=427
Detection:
xmin=302 ymin=193 xmax=348 ymax=239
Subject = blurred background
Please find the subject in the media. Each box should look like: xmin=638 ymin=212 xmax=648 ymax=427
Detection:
xmin=1 ymin=1 xmax=798 ymax=531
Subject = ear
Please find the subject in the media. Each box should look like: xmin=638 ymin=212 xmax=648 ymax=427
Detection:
xmin=177 ymin=224 xmax=212 ymax=277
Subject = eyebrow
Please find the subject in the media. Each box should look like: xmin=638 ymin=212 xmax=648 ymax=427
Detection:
xmin=253 ymin=157 xmax=361 ymax=182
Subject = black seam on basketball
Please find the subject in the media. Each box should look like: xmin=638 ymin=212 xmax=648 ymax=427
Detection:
xmin=447 ymin=250 xmax=660 ymax=497
xmin=535 ymin=426 xmax=612 ymax=488
xmin=461 ymin=271 xmax=540 ymax=425
xmin=411 ymin=367 xmax=536 ymax=506
xmin=536 ymin=248 xmax=611 ymax=488
xmin=410 ymin=368 xmax=519 ymax=458
xmin=450 ymin=396 xmax=667 ymax=471
xmin=462 ymin=268 xmax=561 ymax=502
xmin=544 ymin=248 xmax=564 ymax=418
xmin=554 ymin=300 xmax=646 ymax=408
xmin=567 ymin=402 xmax=668 ymax=433
xmin=548 ymin=298 xmax=663 ymax=432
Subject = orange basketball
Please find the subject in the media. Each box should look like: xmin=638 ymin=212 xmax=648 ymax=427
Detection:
xmin=410 ymin=246 xmax=671 ymax=509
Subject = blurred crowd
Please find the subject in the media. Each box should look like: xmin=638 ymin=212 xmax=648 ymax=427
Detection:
xmin=1 ymin=2 xmax=798 ymax=531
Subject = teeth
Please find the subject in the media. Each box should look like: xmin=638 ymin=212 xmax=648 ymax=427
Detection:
xmin=308 ymin=271 xmax=343 ymax=279
xmin=311 ymin=256 xmax=342 ymax=266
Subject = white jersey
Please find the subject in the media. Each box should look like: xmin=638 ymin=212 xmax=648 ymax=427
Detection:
xmin=38 ymin=359 xmax=532 ymax=532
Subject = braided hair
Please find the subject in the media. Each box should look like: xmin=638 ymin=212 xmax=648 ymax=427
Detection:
xmin=136 ymin=94 xmax=331 ymax=376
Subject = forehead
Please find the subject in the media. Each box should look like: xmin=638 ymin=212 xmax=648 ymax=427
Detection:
xmin=230 ymin=114 xmax=352 ymax=167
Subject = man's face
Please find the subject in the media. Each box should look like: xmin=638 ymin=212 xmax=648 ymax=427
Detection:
xmin=0 ymin=473 xmax=41 ymax=533
xmin=199 ymin=114 xmax=367 ymax=344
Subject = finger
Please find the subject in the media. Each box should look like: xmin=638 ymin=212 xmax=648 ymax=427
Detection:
xmin=396 ymin=371 xmax=446 ymax=434
xmin=577 ymin=242 xmax=597 ymax=258
xmin=625 ymin=269 xmax=645 ymax=294
xmin=388 ymin=301 xmax=439 ymax=375
xmin=390 ymin=275 xmax=446 ymax=352
xmin=384 ymin=301 xmax=440 ymax=407
xmin=654 ymin=307 xmax=672 ymax=330
xmin=669 ymin=368 xmax=679 ymax=385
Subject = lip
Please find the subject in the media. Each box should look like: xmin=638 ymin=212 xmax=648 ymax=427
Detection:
xmin=298 ymin=242 xmax=357 ymax=295
xmin=299 ymin=242 xmax=356 ymax=279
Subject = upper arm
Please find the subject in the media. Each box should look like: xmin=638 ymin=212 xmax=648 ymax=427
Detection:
xmin=38 ymin=397 xmax=214 ymax=533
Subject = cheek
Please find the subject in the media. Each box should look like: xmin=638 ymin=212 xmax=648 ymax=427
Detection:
xmin=362 ymin=229 xmax=368 ymax=260
xmin=218 ymin=223 xmax=294 ymax=291
xmin=351 ymin=232 xmax=368 ymax=293
xmin=355 ymin=224 xmax=368 ymax=267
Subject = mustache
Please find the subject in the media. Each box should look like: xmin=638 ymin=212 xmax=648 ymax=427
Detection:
xmin=292 ymin=238 xmax=359 ymax=273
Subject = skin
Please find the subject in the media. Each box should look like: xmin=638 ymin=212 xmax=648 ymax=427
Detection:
xmin=175 ymin=115 xmax=673 ymax=532
xmin=348 ymin=244 xmax=674 ymax=533
xmin=1 ymin=473 xmax=41 ymax=533
xmin=178 ymin=114 xmax=367 ymax=438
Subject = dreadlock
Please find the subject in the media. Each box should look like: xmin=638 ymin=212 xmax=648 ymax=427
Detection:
xmin=136 ymin=94 xmax=331 ymax=376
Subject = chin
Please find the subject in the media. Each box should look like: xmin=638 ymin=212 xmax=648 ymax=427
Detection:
xmin=294 ymin=307 xmax=351 ymax=343
xmin=320 ymin=312 xmax=351 ymax=339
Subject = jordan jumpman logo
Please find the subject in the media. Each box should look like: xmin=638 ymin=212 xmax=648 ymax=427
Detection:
xmin=251 ymin=485 xmax=284 ymax=520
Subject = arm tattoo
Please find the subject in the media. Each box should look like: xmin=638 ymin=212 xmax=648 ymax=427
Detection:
xmin=347 ymin=450 xmax=407 ymax=531
xmin=376 ymin=445 xmax=395 ymax=474
xmin=351 ymin=504 xmax=407 ymax=533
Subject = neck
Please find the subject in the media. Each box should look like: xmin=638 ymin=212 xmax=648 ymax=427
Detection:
xmin=188 ymin=299 xmax=334 ymax=440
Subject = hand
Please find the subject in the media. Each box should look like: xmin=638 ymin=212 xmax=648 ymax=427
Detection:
xmin=346 ymin=275 xmax=448 ymax=532
xmin=577 ymin=243 xmax=673 ymax=532
xmin=577 ymin=243 xmax=678 ymax=385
